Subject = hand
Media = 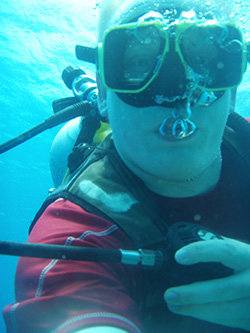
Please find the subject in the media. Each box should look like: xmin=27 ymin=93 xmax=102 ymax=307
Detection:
xmin=164 ymin=237 xmax=250 ymax=330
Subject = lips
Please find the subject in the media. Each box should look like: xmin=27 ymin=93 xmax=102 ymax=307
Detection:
xmin=159 ymin=116 xmax=197 ymax=140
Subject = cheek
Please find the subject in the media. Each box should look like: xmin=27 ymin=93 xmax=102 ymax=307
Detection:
xmin=107 ymin=92 xmax=144 ymax=141
xmin=106 ymin=92 xmax=153 ymax=166
xmin=106 ymin=93 xmax=135 ymax=150
xmin=211 ymin=92 xmax=231 ymax=138
xmin=197 ymin=91 xmax=230 ymax=141
xmin=112 ymin=116 xmax=145 ymax=157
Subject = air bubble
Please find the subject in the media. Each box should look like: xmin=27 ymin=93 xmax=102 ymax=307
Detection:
xmin=194 ymin=214 xmax=201 ymax=222
xmin=217 ymin=61 xmax=224 ymax=69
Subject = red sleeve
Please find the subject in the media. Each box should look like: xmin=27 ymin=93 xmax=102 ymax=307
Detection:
xmin=3 ymin=199 xmax=143 ymax=333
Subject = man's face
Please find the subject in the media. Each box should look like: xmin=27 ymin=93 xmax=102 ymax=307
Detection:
xmin=107 ymin=89 xmax=230 ymax=184
xmin=102 ymin=0 xmax=233 ymax=187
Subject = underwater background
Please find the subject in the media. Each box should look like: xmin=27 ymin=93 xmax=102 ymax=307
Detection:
xmin=0 ymin=0 xmax=249 ymax=331
xmin=0 ymin=0 xmax=97 ymax=330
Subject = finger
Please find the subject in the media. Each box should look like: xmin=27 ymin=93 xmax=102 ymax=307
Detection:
xmin=175 ymin=238 xmax=250 ymax=271
xmin=164 ymin=268 xmax=250 ymax=305
xmin=167 ymin=297 xmax=250 ymax=330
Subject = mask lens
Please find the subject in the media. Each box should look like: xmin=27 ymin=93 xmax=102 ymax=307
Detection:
xmin=178 ymin=24 xmax=244 ymax=89
xmin=103 ymin=24 xmax=165 ymax=91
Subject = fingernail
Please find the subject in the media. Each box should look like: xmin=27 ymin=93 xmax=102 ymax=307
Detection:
xmin=175 ymin=249 xmax=188 ymax=263
xmin=165 ymin=291 xmax=179 ymax=304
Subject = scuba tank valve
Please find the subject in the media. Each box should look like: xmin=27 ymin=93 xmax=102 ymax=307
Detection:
xmin=0 ymin=66 xmax=99 ymax=154
xmin=62 ymin=66 xmax=98 ymax=107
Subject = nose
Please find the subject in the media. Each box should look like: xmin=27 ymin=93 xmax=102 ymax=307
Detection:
xmin=152 ymin=50 xmax=186 ymax=100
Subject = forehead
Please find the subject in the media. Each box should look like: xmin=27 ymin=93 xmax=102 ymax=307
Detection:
xmin=111 ymin=0 xmax=217 ymax=25
xmin=98 ymin=0 xmax=229 ymax=42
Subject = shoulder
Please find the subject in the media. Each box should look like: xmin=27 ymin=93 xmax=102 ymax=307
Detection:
xmin=29 ymin=199 xmax=134 ymax=251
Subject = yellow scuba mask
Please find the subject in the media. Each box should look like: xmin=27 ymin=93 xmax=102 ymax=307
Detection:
xmin=98 ymin=11 xmax=247 ymax=107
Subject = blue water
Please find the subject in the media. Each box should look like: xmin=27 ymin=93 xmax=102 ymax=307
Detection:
xmin=0 ymin=1 xmax=249 ymax=331
xmin=0 ymin=1 xmax=97 ymax=330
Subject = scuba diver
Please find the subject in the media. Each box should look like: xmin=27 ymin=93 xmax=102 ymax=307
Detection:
xmin=3 ymin=0 xmax=250 ymax=332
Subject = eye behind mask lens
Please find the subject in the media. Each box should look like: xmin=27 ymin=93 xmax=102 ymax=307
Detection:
xmin=103 ymin=24 xmax=165 ymax=91
xmin=117 ymin=48 xmax=187 ymax=108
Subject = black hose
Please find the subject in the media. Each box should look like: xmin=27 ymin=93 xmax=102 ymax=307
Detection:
xmin=0 ymin=101 xmax=93 ymax=154
xmin=0 ymin=240 xmax=122 ymax=263
xmin=0 ymin=239 xmax=164 ymax=269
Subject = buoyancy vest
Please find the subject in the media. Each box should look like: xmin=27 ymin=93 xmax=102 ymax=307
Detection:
xmin=30 ymin=112 xmax=250 ymax=332
xmin=31 ymin=133 xmax=169 ymax=248
xmin=30 ymin=112 xmax=250 ymax=247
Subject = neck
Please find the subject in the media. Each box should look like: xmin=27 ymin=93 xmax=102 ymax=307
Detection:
xmin=129 ymin=156 xmax=222 ymax=198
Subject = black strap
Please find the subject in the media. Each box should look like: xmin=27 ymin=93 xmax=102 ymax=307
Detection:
xmin=107 ymin=146 xmax=169 ymax=242
xmin=225 ymin=112 xmax=250 ymax=166
xmin=67 ymin=115 xmax=101 ymax=173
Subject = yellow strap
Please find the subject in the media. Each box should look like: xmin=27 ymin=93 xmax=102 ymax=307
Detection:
xmin=93 ymin=121 xmax=112 ymax=144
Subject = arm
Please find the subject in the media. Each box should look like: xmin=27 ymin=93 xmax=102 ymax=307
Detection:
xmin=4 ymin=199 xmax=142 ymax=333
xmin=164 ymin=237 xmax=250 ymax=330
